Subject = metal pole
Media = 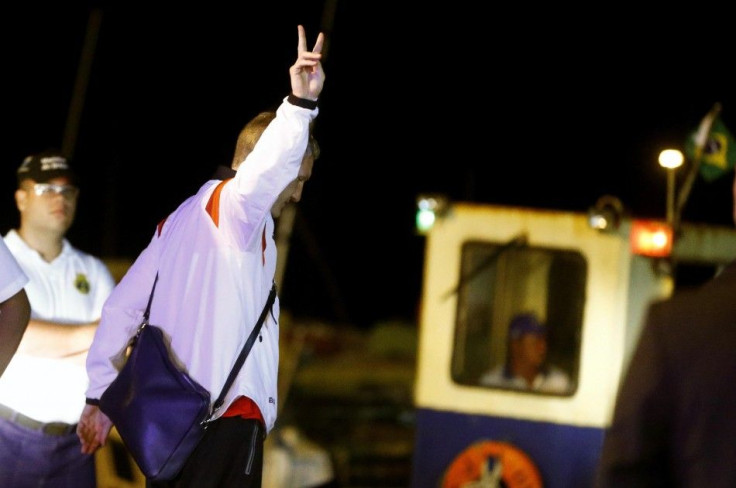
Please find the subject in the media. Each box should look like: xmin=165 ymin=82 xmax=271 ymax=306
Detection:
xmin=274 ymin=203 xmax=297 ymax=290
xmin=667 ymin=168 xmax=675 ymax=226
xmin=62 ymin=8 xmax=102 ymax=158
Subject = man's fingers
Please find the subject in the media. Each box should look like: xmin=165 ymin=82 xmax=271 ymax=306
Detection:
xmin=298 ymin=25 xmax=325 ymax=56
xmin=312 ymin=32 xmax=325 ymax=54
xmin=78 ymin=426 xmax=99 ymax=454
xmin=297 ymin=52 xmax=322 ymax=64
xmin=297 ymin=25 xmax=307 ymax=53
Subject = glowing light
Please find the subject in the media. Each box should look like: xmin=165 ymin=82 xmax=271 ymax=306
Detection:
xmin=630 ymin=220 xmax=673 ymax=257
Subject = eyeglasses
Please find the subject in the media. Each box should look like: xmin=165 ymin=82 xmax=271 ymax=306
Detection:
xmin=31 ymin=183 xmax=79 ymax=199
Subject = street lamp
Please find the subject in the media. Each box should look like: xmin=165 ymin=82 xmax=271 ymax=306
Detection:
xmin=658 ymin=149 xmax=684 ymax=227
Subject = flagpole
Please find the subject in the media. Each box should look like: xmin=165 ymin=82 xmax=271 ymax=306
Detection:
xmin=674 ymin=102 xmax=722 ymax=232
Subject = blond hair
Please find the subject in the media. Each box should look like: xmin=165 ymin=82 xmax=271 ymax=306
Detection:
xmin=231 ymin=111 xmax=276 ymax=169
xmin=231 ymin=111 xmax=319 ymax=170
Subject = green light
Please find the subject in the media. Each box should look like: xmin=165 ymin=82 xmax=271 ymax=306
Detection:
xmin=415 ymin=194 xmax=448 ymax=235
xmin=416 ymin=208 xmax=436 ymax=234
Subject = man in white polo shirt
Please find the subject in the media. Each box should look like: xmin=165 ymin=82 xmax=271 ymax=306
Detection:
xmin=0 ymin=239 xmax=30 ymax=377
xmin=0 ymin=150 xmax=116 ymax=488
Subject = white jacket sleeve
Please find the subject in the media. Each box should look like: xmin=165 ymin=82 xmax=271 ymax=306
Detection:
xmin=85 ymin=231 xmax=161 ymax=400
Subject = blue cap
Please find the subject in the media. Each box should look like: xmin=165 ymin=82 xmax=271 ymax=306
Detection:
xmin=509 ymin=313 xmax=547 ymax=339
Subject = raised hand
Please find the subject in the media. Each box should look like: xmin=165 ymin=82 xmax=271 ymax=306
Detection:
xmin=289 ymin=25 xmax=325 ymax=101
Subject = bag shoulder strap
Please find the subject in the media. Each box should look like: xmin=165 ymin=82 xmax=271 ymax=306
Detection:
xmin=130 ymin=274 xmax=159 ymax=345
xmin=143 ymin=273 xmax=159 ymax=323
xmin=211 ymin=282 xmax=277 ymax=415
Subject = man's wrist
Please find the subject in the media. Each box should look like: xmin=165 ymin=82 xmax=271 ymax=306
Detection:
xmin=86 ymin=397 xmax=100 ymax=406
xmin=287 ymin=93 xmax=318 ymax=110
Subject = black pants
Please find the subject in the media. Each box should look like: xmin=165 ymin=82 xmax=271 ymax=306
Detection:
xmin=146 ymin=417 xmax=263 ymax=488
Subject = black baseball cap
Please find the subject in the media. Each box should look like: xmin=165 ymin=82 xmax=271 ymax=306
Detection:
xmin=17 ymin=150 xmax=76 ymax=186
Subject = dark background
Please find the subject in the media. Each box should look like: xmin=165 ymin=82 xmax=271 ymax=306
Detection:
xmin=2 ymin=4 xmax=734 ymax=328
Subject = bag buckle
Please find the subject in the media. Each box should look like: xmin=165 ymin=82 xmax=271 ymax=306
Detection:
xmin=200 ymin=405 xmax=219 ymax=429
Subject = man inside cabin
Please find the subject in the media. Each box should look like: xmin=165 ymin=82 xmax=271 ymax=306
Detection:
xmin=479 ymin=312 xmax=572 ymax=394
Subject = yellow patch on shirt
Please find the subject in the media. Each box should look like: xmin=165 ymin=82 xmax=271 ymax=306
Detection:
xmin=75 ymin=273 xmax=91 ymax=294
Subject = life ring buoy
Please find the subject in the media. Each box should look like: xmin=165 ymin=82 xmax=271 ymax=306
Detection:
xmin=441 ymin=440 xmax=543 ymax=488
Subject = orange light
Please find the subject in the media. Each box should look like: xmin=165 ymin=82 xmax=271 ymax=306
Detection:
xmin=630 ymin=220 xmax=673 ymax=257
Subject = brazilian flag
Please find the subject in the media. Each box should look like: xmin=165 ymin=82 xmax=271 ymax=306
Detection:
xmin=686 ymin=116 xmax=736 ymax=182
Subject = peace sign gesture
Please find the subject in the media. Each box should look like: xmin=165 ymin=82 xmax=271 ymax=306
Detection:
xmin=289 ymin=25 xmax=325 ymax=102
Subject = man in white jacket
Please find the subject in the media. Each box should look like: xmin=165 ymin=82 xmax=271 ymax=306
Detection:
xmin=78 ymin=24 xmax=326 ymax=488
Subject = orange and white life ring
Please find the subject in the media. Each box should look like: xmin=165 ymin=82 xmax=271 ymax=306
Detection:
xmin=442 ymin=440 xmax=543 ymax=488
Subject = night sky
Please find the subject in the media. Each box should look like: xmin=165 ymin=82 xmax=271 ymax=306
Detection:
xmin=2 ymin=4 xmax=735 ymax=328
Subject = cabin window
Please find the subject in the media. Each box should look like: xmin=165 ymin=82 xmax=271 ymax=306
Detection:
xmin=450 ymin=239 xmax=586 ymax=396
